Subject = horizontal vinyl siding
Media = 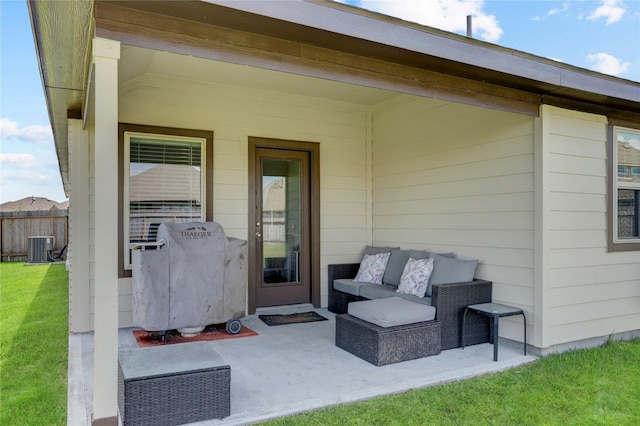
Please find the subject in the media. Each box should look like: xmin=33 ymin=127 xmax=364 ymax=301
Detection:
xmin=88 ymin=129 xmax=97 ymax=330
xmin=372 ymin=95 xmax=535 ymax=341
xmin=113 ymin=74 xmax=371 ymax=326
xmin=544 ymin=106 xmax=640 ymax=347
xmin=67 ymin=120 xmax=92 ymax=333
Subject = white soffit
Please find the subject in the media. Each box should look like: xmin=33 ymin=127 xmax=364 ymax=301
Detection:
xmin=119 ymin=46 xmax=398 ymax=106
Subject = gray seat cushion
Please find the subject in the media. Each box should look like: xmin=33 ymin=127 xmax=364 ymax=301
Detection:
xmin=382 ymin=249 xmax=410 ymax=286
xmin=394 ymin=292 xmax=432 ymax=305
xmin=359 ymin=284 xmax=397 ymax=300
xmin=365 ymin=245 xmax=400 ymax=255
xmin=408 ymin=249 xmax=430 ymax=259
xmin=428 ymin=253 xmax=478 ymax=297
xmin=348 ymin=297 xmax=437 ymax=327
xmin=383 ymin=249 xmax=455 ymax=287
xmin=333 ymin=279 xmax=377 ymax=296
xmin=358 ymin=282 xmax=431 ymax=305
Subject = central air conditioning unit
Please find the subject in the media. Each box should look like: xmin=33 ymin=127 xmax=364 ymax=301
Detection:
xmin=28 ymin=236 xmax=55 ymax=263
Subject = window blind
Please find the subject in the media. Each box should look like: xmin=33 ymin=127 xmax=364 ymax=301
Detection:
xmin=128 ymin=136 xmax=203 ymax=242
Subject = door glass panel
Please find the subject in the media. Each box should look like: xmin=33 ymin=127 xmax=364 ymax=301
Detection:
xmin=262 ymin=158 xmax=301 ymax=284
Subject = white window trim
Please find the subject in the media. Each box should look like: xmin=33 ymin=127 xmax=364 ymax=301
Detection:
xmin=123 ymin=131 xmax=207 ymax=269
xmin=612 ymin=126 xmax=640 ymax=245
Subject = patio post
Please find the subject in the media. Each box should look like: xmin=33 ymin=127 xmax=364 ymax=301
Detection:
xmin=91 ymin=37 xmax=120 ymax=426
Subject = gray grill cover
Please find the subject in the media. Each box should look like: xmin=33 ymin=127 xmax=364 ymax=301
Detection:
xmin=132 ymin=222 xmax=247 ymax=331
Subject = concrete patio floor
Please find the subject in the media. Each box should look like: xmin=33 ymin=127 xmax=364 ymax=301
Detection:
xmin=68 ymin=305 xmax=537 ymax=425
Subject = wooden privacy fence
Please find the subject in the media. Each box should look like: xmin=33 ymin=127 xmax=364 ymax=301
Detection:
xmin=0 ymin=210 xmax=68 ymax=262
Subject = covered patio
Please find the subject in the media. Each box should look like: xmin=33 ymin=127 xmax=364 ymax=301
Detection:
xmin=68 ymin=305 xmax=535 ymax=425
xmin=29 ymin=2 xmax=639 ymax=424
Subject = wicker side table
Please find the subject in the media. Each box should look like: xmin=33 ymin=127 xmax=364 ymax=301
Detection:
xmin=118 ymin=342 xmax=230 ymax=426
xmin=335 ymin=314 xmax=441 ymax=366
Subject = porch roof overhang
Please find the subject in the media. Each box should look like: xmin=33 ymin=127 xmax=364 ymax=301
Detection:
xmin=28 ymin=0 xmax=640 ymax=196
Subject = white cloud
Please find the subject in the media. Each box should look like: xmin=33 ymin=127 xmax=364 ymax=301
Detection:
xmin=587 ymin=52 xmax=631 ymax=76
xmin=0 ymin=118 xmax=62 ymax=202
xmin=548 ymin=2 xmax=571 ymax=16
xmin=0 ymin=152 xmax=52 ymax=195
xmin=588 ymin=0 xmax=625 ymax=25
xmin=0 ymin=152 xmax=57 ymax=201
xmin=532 ymin=2 xmax=570 ymax=22
xmin=352 ymin=0 xmax=504 ymax=42
xmin=1 ymin=170 xmax=51 ymax=184
xmin=618 ymin=132 xmax=640 ymax=150
xmin=0 ymin=153 xmax=39 ymax=169
xmin=0 ymin=118 xmax=52 ymax=144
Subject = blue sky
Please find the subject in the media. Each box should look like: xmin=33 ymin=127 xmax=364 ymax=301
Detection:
xmin=1 ymin=0 xmax=62 ymax=204
xmin=1 ymin=0 xmax=639 ymax=204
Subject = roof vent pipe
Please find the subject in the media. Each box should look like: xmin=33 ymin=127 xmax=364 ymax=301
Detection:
xmin=466 ymin=15 xmax=473 ymax=37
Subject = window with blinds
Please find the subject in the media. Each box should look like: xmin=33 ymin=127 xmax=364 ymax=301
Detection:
xmin=615 ymin=127 xmax=640 ymax=243
xmin=125 ymin=132 xmax=205 ymax=265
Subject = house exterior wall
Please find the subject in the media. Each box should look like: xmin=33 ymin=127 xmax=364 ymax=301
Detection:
xmin=67 ymin=119 xmax=91 ymax=333
xmin=83 ymin=123 xmax=135 ymax=330
xmin=75 ymin=72 xmax=640 ymax=349
xmin=109 ymin=73 xmax=373 ymax=327
xmin=371 ymin=95 xmax=536 ymax=344
xmin=88 ymin=127 xmax=96 ymax=328
xmin=538 ymin=105 xmax=640 ymax=352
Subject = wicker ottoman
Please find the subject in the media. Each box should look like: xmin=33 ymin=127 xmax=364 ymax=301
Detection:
xmin=335 ymin=314 xmax=441 ymax=366
xmin=118 ymin=342 xmax=230 ymax=425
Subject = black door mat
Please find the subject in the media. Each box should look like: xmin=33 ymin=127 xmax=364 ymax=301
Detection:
xmin=259 ymin=311 xmax=328 ymax=326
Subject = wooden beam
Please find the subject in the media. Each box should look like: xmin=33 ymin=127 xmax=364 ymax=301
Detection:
xmin=543 ymin=95 xmax=640 ymax=125
xmin=95 ymin=2 xmax=541 ymax=116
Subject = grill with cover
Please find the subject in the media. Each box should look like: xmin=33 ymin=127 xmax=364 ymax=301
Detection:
xmin=131 ymin=222 xmax=247 ymax=336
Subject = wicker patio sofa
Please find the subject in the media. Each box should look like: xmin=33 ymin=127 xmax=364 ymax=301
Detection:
xmin=328 ymin=262 xmax=492 ymax=350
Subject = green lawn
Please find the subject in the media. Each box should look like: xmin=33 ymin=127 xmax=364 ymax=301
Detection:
xmin=0 ymin=262 xmax=68 ymax=426
xmin=267 ymin=338 xmax=640 ymax=425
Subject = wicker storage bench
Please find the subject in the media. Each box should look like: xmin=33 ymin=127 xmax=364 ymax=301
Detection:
xmin=118 ymin=342 xmax=230 ymax=425
xmin=336 ymin=314 xmax=441 ymax=366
